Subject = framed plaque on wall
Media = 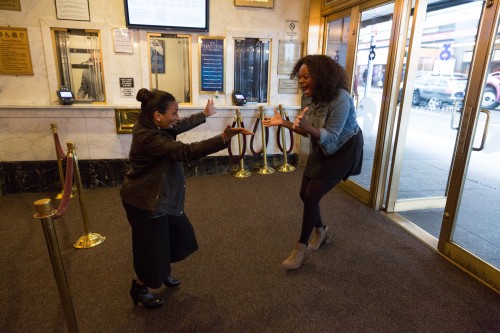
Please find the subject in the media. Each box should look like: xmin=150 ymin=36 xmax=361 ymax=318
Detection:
xmin=0 ymin=0 xmax=21 ymax=11
xmin=199 ymin=36 xmax=225 ymax=93
xmin=0 ymin=26 xmax=33 ymax=75
xmin=235 ymin=0 xmax=273 ymax=9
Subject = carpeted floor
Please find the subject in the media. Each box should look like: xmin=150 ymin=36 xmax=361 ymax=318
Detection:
xmin=1 ymin=167 xmax=499 ymax=332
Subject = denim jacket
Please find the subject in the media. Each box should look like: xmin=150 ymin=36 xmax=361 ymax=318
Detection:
xmin=302 ymin=89 xmax=360 ymax=156
xmin=120 ymin=112 xmax=227 ymax=216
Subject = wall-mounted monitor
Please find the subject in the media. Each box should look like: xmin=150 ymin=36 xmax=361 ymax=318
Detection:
xmin=124 ymin=0 xmax=209 ymax=32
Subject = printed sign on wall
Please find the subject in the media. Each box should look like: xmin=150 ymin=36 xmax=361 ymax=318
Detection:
xmin=199 ymin=37 xmax=225 ymax=93
xmin=0 ymin=26 xmax=33 ymax=75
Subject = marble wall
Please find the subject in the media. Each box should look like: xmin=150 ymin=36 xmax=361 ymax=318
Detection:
xmin=0 ymin=105 xmax=302 ymax=193
xmin=0 ymin=0 xmax=310 ymax=193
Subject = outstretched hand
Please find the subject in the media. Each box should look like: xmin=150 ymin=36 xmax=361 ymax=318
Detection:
xmin=293 ymin=107 xmax=309 ymax=129
xmin=262 ymin=109 xmax=283 ymax=127
xmin=222 ymin=125 xmax=254 ymax=143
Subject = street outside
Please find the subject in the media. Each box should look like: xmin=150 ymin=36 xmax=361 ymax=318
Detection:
xmin=357 ymin=86 xmax=500 ymax=268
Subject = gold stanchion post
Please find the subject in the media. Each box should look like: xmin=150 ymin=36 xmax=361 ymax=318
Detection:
xmin=33 ymin=198 xmax=79 ymax=333
xmin=256 ymin=106 xmax=274 ymax=175
xmin=233 ymin=109 xmax=251 ymax=178
xmin=277 ymin=104 xmax=295 ymax=173
xmin=67 ymin=142 xmax=106 ymax=248
xmin=51 ymin=123 xmax=76 ymax=200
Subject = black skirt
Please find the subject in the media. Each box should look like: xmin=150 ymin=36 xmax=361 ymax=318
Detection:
xmin=304 ymin=129 xmax=364 ymax=185
xmin=123 ymin=202 xmax=198 ymax=288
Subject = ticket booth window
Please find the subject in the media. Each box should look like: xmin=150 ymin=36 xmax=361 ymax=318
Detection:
xmin=148 ymin=33 xmax=191 ymax=103
xmin=234 ymin=38 xmax=270 ymax=103
xmin=52 ymin=29 xmax=105 ymax=103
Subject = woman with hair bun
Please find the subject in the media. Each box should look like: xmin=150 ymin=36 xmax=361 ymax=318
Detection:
xmin=121 ymin=88 xmax=253 ymax=308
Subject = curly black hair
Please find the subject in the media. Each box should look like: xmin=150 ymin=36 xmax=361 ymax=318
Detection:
xmin=290 ymin=55 xmax=349 ymax=104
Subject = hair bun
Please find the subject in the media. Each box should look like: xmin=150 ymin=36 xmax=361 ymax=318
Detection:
xmin=136 ymin=88 xmax=151 ymax=103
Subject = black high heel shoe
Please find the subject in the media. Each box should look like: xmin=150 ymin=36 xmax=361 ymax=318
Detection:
xmin=164 ymin=276 xmax=181 ymax=288
xmin=130 ymin=280 xmax=164 ymax=308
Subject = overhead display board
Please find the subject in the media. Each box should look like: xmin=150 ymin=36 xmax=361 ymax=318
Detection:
xmin=124 ymin=0 xmax=209 ymax=32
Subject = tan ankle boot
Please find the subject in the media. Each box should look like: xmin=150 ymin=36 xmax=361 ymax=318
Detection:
xmin=307 ymin=226 xmax=330 ymax=251
xmin=281 ymin=242 xmax=309 ymax=269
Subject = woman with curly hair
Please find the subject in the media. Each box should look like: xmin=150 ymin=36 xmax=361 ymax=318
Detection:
xmin=263 ymin=55 xmax=363 ymax=269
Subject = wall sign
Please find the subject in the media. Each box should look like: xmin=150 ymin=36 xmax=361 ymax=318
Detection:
xmin=113 ymin=29 xmax=133 ymax=54
xmin=0 ymin=26 xmax=33 ymax=75
xmin=235 ymin=0 xmax=273 ymax=9
xmin=285 ymin=20 xmax=299 ymax=40
xmin=119 ymin=77 xmax=135 ymax=98
xmin=199 ymin=37 xmax=225 ymax=93
xmin=277 ymin=40 xmax=302 ymax=75
xmin=55 ymin=0 xmax=90 ymax=21
xmin=278 ymin=79 xmax=298 ymax=94
xmin=0 ymin=0 xmax=21 ymax=11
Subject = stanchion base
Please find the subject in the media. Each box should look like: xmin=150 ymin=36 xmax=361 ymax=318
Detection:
xmin=277 ymin=164 xmax=296 ymax=173
xmin=73 ymin=233 xmax=106 ymax=249
xmin=55 ymin=187 xmax=78 ymax=200
xmin=257 ymin=166 xmax=275 ymax=175
xmin=234 ymin=169 xmax=252 ymax=178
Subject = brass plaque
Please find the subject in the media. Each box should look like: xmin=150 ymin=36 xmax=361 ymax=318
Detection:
xmin=0 ymin=27 xmax=33 ymax=75
xmin=0 ymin=0 xmax=21 ymax=11
xmin=115 ymin=109 xmax=140 ymax=134
xmin=278 ymin=79 xmax=298 ymax=94
xmin=234 ymin=0 xmax=273 ymax=8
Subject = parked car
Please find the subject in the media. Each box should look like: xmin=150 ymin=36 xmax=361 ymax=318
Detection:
xmin=411 ymin=73 xmax=467 ymax=111
xmin=399 ymin=72 xmax=500 ymax=110
xmin=482 ymin=72 xmax=500 ymax=110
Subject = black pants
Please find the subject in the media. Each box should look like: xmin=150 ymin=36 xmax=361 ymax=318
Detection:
xmin=298 ymin=177 xmax=336 ymax=244
xmin=298 ymin=131 xmax=364 ymax=244
xmin=123 ymin=202 xmax=198 ymax=288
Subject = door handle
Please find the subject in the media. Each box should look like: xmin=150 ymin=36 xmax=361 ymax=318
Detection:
xmin=472 ymin=109 xmax=491 ymax=151
xmin=353 ymin=92 xmax=359 ymax=110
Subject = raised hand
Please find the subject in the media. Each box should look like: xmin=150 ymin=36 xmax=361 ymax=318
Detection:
xmin=203 ymin=99 xmax=216 ymax=117
xmin=262 ymin=108 xmax=283 ymax=127
xmin=293 ymin=107 xmax=309 ymax=129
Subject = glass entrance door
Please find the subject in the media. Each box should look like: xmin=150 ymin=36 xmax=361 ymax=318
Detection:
xmin=389 ymin=0 xmax=483 ymax=235
xmin=387 ymin=0 xmax=499 ymax=289
xmin=440 ymin=3 xmax=500 ymax=288
xmin=324 ymin=1 xmax=397 ymax=206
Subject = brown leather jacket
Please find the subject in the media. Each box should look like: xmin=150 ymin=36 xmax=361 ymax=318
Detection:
xmin=120 ymin=112 xmax=227 ymax=215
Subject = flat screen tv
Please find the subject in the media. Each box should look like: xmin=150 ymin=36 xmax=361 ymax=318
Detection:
xmin=124 ymin=0 xmax=209 ymax=32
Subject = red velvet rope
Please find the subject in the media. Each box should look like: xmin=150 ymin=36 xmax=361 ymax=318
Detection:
xmin=53 ymin=133 xmax=66 ymax=159
xmin=276 ymin=114 xmax=294 ymax=154
xmin=55 ymin=155 xmax=74 ymax=218
xmin=249 ymin=117 xmax=269 ymax=155
xmin=227 ymin=121 xmax=247 ymax=163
